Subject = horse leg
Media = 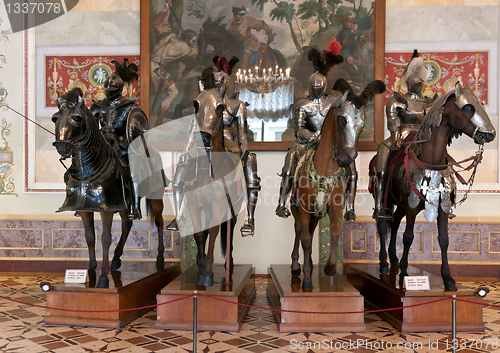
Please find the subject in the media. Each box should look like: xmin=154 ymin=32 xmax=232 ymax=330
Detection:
xmin=437 ymin=208 xmax=457 ymax=290
xmin=202 ymin=225 xmax=220 ymax=287
xmin=399 ymin=209 xmax=417 ymax=281
xmin=389 ymin=206 xmax=405 ymax=267
xmin=377 ymin=219 xmax=389 ymax=274
xmin=220 ymin=217 xmax=236 ymax=269
xmin=299 ymin=210 xmax=313 ymax=290
xmin=151 ymin=199 xmax=165 ymax=266
xmin=193 ymin=230 xmax=207 ymax=285
xmin=97 ymin=212 xmax=114 ymax=288
xmin=290 ymin=203 xmax=301 ymax=277
xmin=325 ymin=199 xmax=342 ymax=276
xmin=111 ymin=209 xmax=132 ymax=271
xmin=80 ymin=212 xmax=97 ymax=282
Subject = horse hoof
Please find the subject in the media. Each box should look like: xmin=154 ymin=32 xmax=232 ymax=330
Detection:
xmin=444 ymin=281 xmax=457 ymax=291
xmin=390 ymin=259 xmax=400 ymax=267
xmin=195 ymin=275 xmax=204 ymax=286
xmin=291 ymin=268 xmax=301 ymax=277
xmin=110 ymin=259 xmax=121 ymax=271
xmin=97 ymin=277 xmax=109 ymax=288
xmin=302 ymin=280 xmax=313 ymax=290
xmin=379 ymin=265 xmax=389 ymax=275
xmin=156 ymin=257 xmax=165 ymax=267
xmin=88 ymin=270 xmax=96 ymax=282
xmin=202 ymin=275 xmax=214 ymax=287
xmin=324 ymin=264 xmax=336 ymax=276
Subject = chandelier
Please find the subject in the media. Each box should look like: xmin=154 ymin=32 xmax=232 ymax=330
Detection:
xmin=236 ymin=65 xmax=291 ymax=97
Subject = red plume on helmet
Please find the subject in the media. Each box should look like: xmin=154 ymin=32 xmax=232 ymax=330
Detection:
xmin=212 ymin=56 xmax=240 ymax=75
xmin=308 ymin=39 xmax=343 ymax=77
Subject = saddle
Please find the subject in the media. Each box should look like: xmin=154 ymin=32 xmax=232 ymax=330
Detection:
xmin=368 ymin=132 xmax=418 ymax=204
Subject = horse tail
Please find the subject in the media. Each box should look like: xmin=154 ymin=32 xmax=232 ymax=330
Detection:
xmin=145 ymin=198 xmax=155 ymax=224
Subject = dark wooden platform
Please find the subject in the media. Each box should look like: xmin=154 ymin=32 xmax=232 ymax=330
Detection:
xmin=347 ymin=264 xmax=485 ymax=332
xmin=44 ymin=262 xmax=181 ymax=328
xmin=155 ymin=264 xmax=255 ymax=332
xmin=267 ymin=264 xmax=365 ymax=333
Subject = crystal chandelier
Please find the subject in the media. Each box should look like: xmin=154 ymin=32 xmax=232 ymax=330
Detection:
xmin=235 ymin=65 xmax=291 ymax=97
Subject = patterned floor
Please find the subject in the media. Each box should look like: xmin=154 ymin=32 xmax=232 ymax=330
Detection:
xmin=0 ymin=275 xmax=499 ymax=352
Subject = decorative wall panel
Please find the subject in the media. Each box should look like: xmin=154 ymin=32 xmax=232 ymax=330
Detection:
xmin=0 ymin=219 xmax=180 ymax=261
xmin=344 ymin=220 xmax=500 ymax=264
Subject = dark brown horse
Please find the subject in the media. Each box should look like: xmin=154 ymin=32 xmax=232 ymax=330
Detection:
xmin=370 ymin=83 xmax=495 ymax=290
xmin=53 ymin=88 xmax=168 ymax=287
xmin=197 ymin=17 xmax=287 ymax=69
xmin=291 ymin=79 xmax=385 ymax=289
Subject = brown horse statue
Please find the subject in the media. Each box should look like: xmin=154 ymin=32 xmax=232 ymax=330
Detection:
xmin=291 ymin=79 xmax=385 ymax=289
xmin=369 ymin=82 xmax=495 ymax=290
xmin=52 ymin=88 xmax=168 ymax=288
xmin=179 ymin=72 xmax=246 ymax=287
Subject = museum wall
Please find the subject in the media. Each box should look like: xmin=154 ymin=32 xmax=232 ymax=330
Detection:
xmin=0 ymin=0 xmax=499 ymax=274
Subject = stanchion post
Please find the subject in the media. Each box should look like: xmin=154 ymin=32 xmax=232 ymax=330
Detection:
xmin=193 ymin=291 xmax=198 ymax=353
xmin=452 ymin=294 xmax=456 ymax=353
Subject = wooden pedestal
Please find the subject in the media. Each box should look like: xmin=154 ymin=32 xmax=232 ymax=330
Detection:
xmin=347 ymin=264 xmax=485 ymax=332
xmin=44 ymin=262 xmax=181 ymax=328
xmin=267 ymin=264 xmax=366 ymax=333
xmin=155 ymin=264 xmax=255 ymax=332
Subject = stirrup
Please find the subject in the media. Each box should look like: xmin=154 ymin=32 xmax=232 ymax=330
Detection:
xmin=129 ymin=208 xmax=142 ymax=220
xmin=372 ymin=208 xmax=393 ymax=221
xmin=275 ymin=205 xmax=291 ymax=218
xmin=166 ymin=218 xmax=181 ymax=231
xmin=240 ymin=219 xmax=255 ymax=237
xmin=344 ymin=210 xmax=356 ymax=223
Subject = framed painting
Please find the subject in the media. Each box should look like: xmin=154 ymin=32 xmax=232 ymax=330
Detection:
xmin=140 ymin=0 xmax=386 ymax=151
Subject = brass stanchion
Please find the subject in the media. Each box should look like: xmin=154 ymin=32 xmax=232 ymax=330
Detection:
xmin=452 ymin=294 xmax=456 ymax=353
xmin=193 ymin=291 xmax=198 ymax=352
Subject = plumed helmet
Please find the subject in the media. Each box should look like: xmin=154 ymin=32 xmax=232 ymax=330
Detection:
xmin=400 ymin=50 xmax=428 ymax=94
xmin=308 ymin=72 xmax=327 ymax=99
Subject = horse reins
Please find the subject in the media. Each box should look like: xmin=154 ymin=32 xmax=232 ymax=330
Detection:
xmin=403 ymin=143 xmax=484 ymax=207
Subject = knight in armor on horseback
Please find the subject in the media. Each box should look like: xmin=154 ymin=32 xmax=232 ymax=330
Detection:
xmin=373 ymin=50 xmax=435 ymax=220
xmin=90 ymin=59 xmax=148 ymax=220
xmin=167 ymin=57 xmax=261 ymax=236
xmin=275 ymin=44 xmax=344 ymax=218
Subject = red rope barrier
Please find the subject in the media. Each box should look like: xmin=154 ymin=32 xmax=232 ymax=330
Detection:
xmin=196 ymin=292 xmax=451 ymax=315
xmin=0 ymin=293 xmax=194 ymax=313
xmin=455 ymin=297 xmax=500 ymax=309
xmin=6 ymin=290 xmax=493 ymax=315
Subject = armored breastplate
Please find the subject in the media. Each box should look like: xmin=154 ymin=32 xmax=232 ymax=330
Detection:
xmin=303 ymin=102 xmax=330 ymax=132
xmin=399 ymin=97 xmax=426 ymax=126
xmin=106 ymin=100 xmax=135 ymax=138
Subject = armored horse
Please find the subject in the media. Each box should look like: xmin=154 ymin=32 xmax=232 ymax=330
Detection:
xmin=291 ymin=79 xmax=386 ymax=289
xmin=53 ymin=88 xmax=130 ymax=288
xmin=369 ymin=82 xmax=496 ymax=290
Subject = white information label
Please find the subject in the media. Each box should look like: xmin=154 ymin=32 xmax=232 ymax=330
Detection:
xmin=64 ymin=269 xmax=89 ymax=284
xmin=403 ymin=276 xmax=430 ymax=291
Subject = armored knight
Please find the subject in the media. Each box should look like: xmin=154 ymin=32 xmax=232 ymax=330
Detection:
xmin=373 ymin=50 xmax=435 ymax=220
xmin=90 ymin=59 xmax=149 ymax=219
xmin=167 ymin=58 xmax=261 ymax=236
xmin=275 ymin=45 xmax=344 ymax=218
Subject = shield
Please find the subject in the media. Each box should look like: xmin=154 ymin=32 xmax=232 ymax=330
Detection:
xmin=126 ymin=107 xmax=149 ymax=154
